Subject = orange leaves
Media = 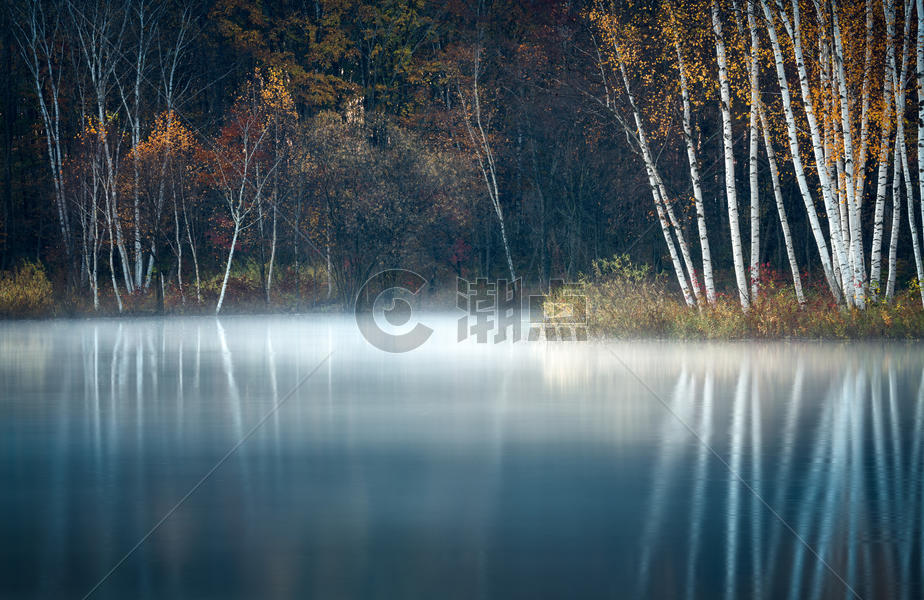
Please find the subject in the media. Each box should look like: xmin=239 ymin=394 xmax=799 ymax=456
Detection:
xmin=200 ymin=67 xmax=299 ymax=220
xmin=258 ymin=68 xmax=298 ymax=122
xmin=128 ymin=111 xmax=199 ymax=166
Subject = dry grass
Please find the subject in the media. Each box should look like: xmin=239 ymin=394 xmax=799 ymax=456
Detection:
xmin=574 ymin=255 xmax=924 ymax=340
xmin=0 ymin=262 xmax=55 ymax=317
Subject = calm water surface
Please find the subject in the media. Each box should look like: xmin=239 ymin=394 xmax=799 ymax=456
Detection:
xmin=1 ymin=315 xmax=923 ymax=599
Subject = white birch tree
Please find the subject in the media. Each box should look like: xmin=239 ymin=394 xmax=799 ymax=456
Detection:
xmin=712 ymin=0 xmax=750 ymax=309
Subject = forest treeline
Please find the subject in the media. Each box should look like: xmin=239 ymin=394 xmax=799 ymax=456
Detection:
xmin=2 ymin=0 xmax=924 ymax=316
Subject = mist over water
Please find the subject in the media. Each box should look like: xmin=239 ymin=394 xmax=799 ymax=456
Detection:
xmin=1 ymin=315 xmax=923 ymax=599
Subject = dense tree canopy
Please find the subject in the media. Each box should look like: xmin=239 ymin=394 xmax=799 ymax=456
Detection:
xmin=2 ymin=0 xmax=924 ymax=312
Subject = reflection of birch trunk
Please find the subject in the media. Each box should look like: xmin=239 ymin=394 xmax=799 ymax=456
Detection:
xmin=725 ymin=361 xmax=749 ymax=600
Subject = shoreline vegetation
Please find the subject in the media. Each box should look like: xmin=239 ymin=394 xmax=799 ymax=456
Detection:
xmin=574 ymin=256 xmax=924 ymax=340
xmin=3 ymin=257 xmax=924 ymax=340
xmin=6 ymin=1 xmax=924 ymax=341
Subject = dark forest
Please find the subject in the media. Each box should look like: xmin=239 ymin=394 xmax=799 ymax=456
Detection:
xmin=3 ymin=0 xmax=924 ymax=325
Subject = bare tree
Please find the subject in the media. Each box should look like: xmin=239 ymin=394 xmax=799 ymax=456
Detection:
xmin=68 ymin=0 xmax=132 ymax=297
xmin=457 ymin=38 xmax=517 ymax=283
xmin=13 ymin=0 xmax=73 ymax=278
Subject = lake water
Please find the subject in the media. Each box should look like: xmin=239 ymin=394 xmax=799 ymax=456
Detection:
xmin=1 ymin=315 xmax=922 ymax=599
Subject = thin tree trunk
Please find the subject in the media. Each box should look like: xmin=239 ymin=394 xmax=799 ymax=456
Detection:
xmin=760 ymin=0 xmax=842 ymax=302
xmin=182 ymin=194 xmax=201 ymax=304
xmin=870 ymin=129 xmax=894 ymax=294
xmin=266 ymin=199 xmax=277 ymax=304
xmin=216 ymin=220 xmax=240 ymax=314
xmin=887 ymin=140 xmax=902 ymax=299
xmin=898 ymin=125 xmax=924 ymax=303
xmin=759 ymin=108 xmax=805 ymax=303
xmin=870 ymin=0 xmax=897 ymax=293
xmin=853 ymin=0 xmax=874 ymax=205
xmin=655 ymin=174 xmax=703 ymax=304
xmin=832 ymin=5 xmax=866 ymax=306
xmin=107 ymin=204 xmax=122 ymax=313
xmin=458 ymin=42 xmax=517 ymax=283
xmin=14 ymin=5 xmax=74 ymax=278
xmin=777 ymin=0 xmax=853 ymax=301
xmin=893 ymin=0 xmax=924 ymax=304
xmin=673 ymin=33 xmax=715 ymax=303
xmin=174 ymin=194 xmax=184 ymax=305
xmin=747 ymin=0 xmax=761 ymax=300
xmin=133 ymin=154 xmax=142 ymax=288
xmin=917 ymin=0 xmax=924 ymax=306
xmin=612 ymin=42 xmax=695 ymax=305
xmin=712 ymin=0 xmax=749 ymax=309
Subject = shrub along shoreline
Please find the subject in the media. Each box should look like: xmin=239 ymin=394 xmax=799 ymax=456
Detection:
xmin=564 ymin=256 xmax=924 ymax=340
xmin=3 ymin=258 xmax=924 ymax=340
xmin=0 ymin=261 xmax=344 ymax=318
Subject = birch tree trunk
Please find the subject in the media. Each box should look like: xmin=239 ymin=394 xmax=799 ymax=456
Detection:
xmin=713 ymin=0 xmax=749 ymax=309
xmin=893 ymin=0 xmax=924 ymax=304
xmin=173 ymin=197 xmax=184 ymax=305
xmin=760 ymin=0 xmax=842 ymax=302
xmin=869 ymin=118 xmax=894 ymax=295
xmin=673 ymin=34 xmax=715 ymax=303
xmin=871 ymin=0 xmax=898 ymax=294
xmin=759 ymin=108 xmax=805 ymax=303
xmin=747 ymin=0 xmax=761 ymax=300
xmin=898 ymin=126 xmax=924 ymax=304
xmin=266 ymin=199 xmax=277 ymax=303
xmin=832 ymin=4 xmax=866 ymax=307
xmin=458 ymin=41 xmax=516 ymax=283
xmin=611 ymin=42 xmax=696 ymax=305
xmin=654 ymin=172 xmax=703 ymax=304
xmin=68 ymin=0 xmax=134 ymax=294
xmin=182 ymin=197 xmax=201 ymax=304
xmin=105 ymin=191 xmax=123 ymax=313
xmin=778 ymin=0 xmax=853 ymax=301
xmin=917 ymin=0 xmax=924 ymax=306
xmin=887 ymin=140 xmax=902 ymax=299
xmin=853 ymin=0 xmax=874 ymax=205
xmin=13 ymin=1 xmax=74 ymax=279
xmin=216 ymin=220 xmax=240 ymax=315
